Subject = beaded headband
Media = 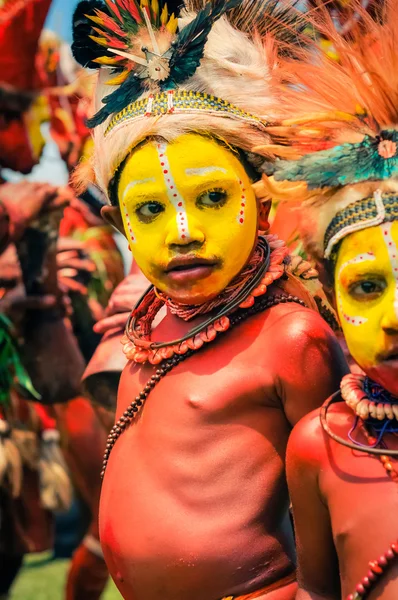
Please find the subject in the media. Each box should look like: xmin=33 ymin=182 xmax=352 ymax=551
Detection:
xmin=324 ymin=190 xmax=398 ymax=259
xmin=105 ymin=89 xmax=268 ymax=137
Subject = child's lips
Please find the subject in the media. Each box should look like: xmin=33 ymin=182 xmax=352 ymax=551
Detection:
xmin=164 ymin=256 xmax=219 ymax=283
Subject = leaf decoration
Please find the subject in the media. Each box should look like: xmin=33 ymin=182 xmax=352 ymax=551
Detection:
xmin=273 ymin=131 xmax=398 ymax=190
xmin=0 ymin=314 xmax=41 ymax=406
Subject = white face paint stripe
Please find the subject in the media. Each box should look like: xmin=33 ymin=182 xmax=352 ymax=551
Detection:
xmin=122 ymin=179 xmax=156 ymax=245
xmin=337 ymin=252 xmax=375 ymax=326
xmin=185 ymin=167 xmax=228 ymax=177
xmin=156 ymin=142 xmax=190 ymax=241
xmin=122 ymin=198 xmax=136 ymax=243
xmin=382 ymin=223 xmax=398 ymax=318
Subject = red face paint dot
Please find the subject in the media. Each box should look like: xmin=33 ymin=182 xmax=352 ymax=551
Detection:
xmin=178 ymin=202 xmax=183 ymax=207
xmin=170 ymin=186 xmax=174 ymax=189
xmin=160 ymin=162 xmax=165 ymax=166
xmin=239 ymin=180 xmax=242 ymax=184
xmin=239 ymin=218 xmax=244 ymax=223
xmin=241 ymin=203 xmax=246 ymax=207
xmin=163 ymin=170 xmax=168 ymax=174
xmin=241 ymin=196 xmax=245 ymax=199
xmin=240 ymin=211 xmax=244 ymax=215
xmin=173 ymin=193 xmax=177 ymax=197
xmin=181 ymin=235 xmax=186 ymax=239
xmin=159 ymin=154 xmax=164 ymax=157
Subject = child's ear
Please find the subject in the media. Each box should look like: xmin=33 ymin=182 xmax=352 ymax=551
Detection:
xmin=101 ymin=205 xmax=125 ymax=235
xmin=258 ymin=199 xmax=272 ymax=231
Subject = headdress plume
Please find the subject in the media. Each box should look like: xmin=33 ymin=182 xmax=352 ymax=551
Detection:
xmin=259 ymin=0 xmax=398 ymax=260
xmin=72 ymin=0 xmax=242 ymax=127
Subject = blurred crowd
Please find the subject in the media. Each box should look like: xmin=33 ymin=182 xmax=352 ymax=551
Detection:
xmin=0 ymin=1 xmax=150 ymax=598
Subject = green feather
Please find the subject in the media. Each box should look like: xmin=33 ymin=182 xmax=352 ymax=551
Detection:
xmin=273 ymin=131 xmax=398 ymax=189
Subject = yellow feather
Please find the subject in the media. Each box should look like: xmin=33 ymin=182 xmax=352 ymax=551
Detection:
xmin=166 ymin=14 xmax=178 ymax=34
xmin=93 ymin=56 xmax=121 ymax=65
xmin=151 ymin=0 xmax=159 ymax=16
xmin=89 ymin=35 xmax=108 ymax=48
xmin=160 ymin=4 xmax=168 ymax=25
xmin=86 ymin=13 xmax=104 ymax=26
xmin=141 ymin=0 xmax=149 ymax=7
xmin=106 ymin=70 xmax=130 ymax=86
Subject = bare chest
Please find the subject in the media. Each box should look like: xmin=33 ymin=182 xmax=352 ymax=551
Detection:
xmin=321 ymin=438 xmax=398 ymax=598
xmin=99 ymin=326 xmax=294 ymax=600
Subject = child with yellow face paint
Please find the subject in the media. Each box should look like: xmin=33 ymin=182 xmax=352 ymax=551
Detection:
xmin=264 ymin=3 xmax=398 ymax=598
xmin=72 ymin=2 xmax=347 ymax=599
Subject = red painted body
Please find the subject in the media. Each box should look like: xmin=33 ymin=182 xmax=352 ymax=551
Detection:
xmin=287 ymin=401 xmax=398 ymax=600
xmin=100 ymin=296 xmax=347 ymax=600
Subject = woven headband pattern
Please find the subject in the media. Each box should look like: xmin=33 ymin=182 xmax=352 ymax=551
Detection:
xmin=105 ymin=90 xmax=267 ymax=137
xmin=324 ymin=191 xmax=398 ymax=259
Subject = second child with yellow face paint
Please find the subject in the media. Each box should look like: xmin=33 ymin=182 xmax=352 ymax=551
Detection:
xmin=264 ymin=3 xmax=398 ymax=598
xmin=72 ymin=1 xmax=347 ymax=599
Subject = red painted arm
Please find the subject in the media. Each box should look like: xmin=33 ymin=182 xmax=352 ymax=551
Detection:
xmin=287 ymin=411 xmax=341 ymax=599
xmin=275 ymin=309 xmax=349 ymax=426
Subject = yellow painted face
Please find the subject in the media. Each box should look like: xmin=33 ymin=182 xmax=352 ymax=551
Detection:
xmin=118 ymin=134 xmax=258 ymax=305
xmin=335 ymin=221 xmax=398 ymax=395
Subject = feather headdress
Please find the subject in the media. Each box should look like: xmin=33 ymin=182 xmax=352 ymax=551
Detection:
xmin=259 ymin=0 xmax=398 ymax=261
xmin=72 ymin=0 xmax=304 ymax=199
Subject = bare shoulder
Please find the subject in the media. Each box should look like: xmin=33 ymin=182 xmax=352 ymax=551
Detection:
xmin=272 ymin=304 xmax=347 ymax=369
xmin=272 ymin=303 xmax=340 ymax=347
xmin=254 ymin=301 xmax=342 ymax=352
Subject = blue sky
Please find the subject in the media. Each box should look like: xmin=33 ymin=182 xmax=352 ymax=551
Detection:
xmin=46 ymin=0 xmax=78 ymax=42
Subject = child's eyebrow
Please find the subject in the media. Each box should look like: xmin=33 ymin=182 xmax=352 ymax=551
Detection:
xmin=339 ymin=252 xmax=376 ymax=277
xmin=184 ymin=167 xmax=228 ymax=176
xmin=122 ymin=178 xmax=156 ymax=201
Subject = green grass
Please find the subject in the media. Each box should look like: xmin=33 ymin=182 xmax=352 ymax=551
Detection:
xmin=10 ymin=553 xmax=121 ymax=600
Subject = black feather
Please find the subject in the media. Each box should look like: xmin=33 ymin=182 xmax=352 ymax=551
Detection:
xmin=72 ymin=0 xmax=113 ymax=69
xmin=86 ymin=72 xmax=143 ymax=127
xmin=164 ymin=0 xmax=185 ymax=18
xmin=170 ymin=0 xmax=242 ymax=83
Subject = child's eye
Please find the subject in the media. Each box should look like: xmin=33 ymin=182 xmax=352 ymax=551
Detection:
xmin=197 ymin=189 xmax=227 ymax=208
xmin=348 ymin=278 xmax=387 ymax=301
xmin=136 ymin=202 xmax=165 ymax=222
